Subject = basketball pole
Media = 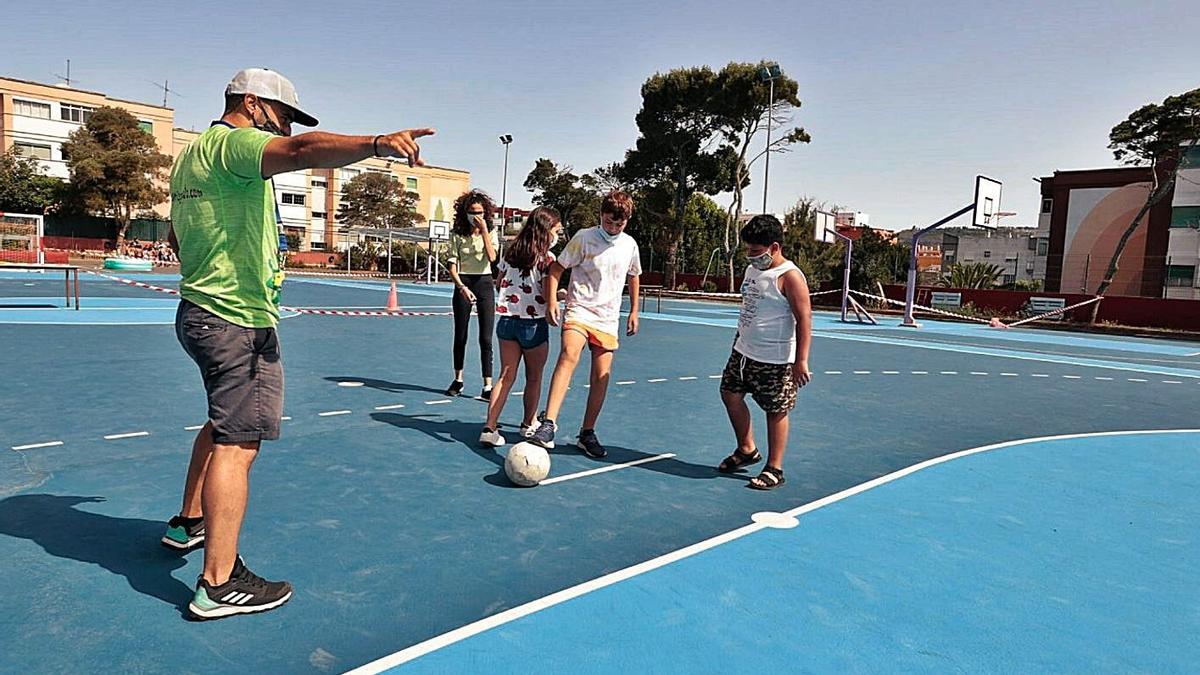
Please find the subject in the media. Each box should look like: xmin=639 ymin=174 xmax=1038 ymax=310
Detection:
xmin=825 ymin=227 xmax=854 ymax=322
xmin=901 ymin=204 xmax=974 ymax=328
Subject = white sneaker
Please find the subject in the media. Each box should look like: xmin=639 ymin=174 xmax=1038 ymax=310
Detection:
xmin=480 ymin=428 xmax=507 ymax=447
xmin=519 ymin=423 xmax=536 ymax=439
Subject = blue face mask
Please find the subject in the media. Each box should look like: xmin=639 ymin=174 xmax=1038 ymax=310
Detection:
xmin=598 ymin=226 xmax=620 ymax=243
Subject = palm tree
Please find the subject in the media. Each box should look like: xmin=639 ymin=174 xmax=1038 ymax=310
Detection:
xmin=939 ymin=262 xmax=1003 ymax=289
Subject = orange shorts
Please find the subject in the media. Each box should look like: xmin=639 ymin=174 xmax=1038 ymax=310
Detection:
xmin=563 ymin=320 xmax=619 ymax=351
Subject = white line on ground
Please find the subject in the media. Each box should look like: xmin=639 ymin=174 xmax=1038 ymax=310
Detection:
xmin=511 ymin=391 xmax=524 ymax=396
xmin=425 ymin=400 xmax=451 ymax=405
xmin=853 ymin=370 xmax=871 ymax=374
xmin=617 ymin=380 xmax=636 ymax=385
xmin=1031 ymin=374 xmax=1049 ymax=378
xmin=338 ymin=381 xmax=365 ymax=388
xmin=12 ymin=441 xmax=63 ymax=451
xmin=184 ymin=425 xmax=205 ymax=431
xmin=910 ymin=371 xmax=928 ymax=375
xmin=1162 ymin=380 xmax=1182 ymax=384
xmin=825 ymin=370 xmax=843 ymax=375
xmin=647 ymin=378 xmax=667 ymax=383
xmin=882 ymin=370 xmax=899 ymax=374
xmin=281 ymin=416 xmax=292 ymax=421
xmin=346 ymin=428 xmax=1200 ymax=674
xmin=1001 ymin=373 xmax=1019 ymax=377
xmin=539 ymin=453 xmax=676 ymax=486
xmin=708 ymin=375 xmax=722 ymax=379
xmin=940 ymin=371 xmax=958 ymax=375
xmin=678 ymin=376 xmax=698 ymax=380
xmin=374 ymin=404 xmax=406 ymax=410
xmin=103 ymin=431 xmax=149 ymax=440
xmin=1128 ymin=378 xmax=1148 ymax=382
xmin=318 ymin=410 xmax=352 ymax=417
xmin=1062 ymin=375 xmax=1081 ymax=379
xmin=970 ymin=372 xmax=988 ymax=376
xmin=1094 ymin=377 xmax=1114 ymax=381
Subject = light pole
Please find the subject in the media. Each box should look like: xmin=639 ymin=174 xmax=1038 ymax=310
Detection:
xmin=499 ymin=134 xmax=513 ymax=254
xmin=758 ymin=63 xmax=782 ymax=214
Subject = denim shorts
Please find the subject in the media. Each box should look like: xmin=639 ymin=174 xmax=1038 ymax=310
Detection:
xmin=175 ymin=300 xmax=284 ymax=444
xmin=496 ymin=316 xmax=549 ymax=349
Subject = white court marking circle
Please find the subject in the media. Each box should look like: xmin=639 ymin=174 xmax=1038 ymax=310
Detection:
xmin=751 ymin=511 xmax=799 ymax=529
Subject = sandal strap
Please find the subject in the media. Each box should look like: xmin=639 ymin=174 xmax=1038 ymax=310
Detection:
xmin=751 ymin=467 xmax=783 ymax=486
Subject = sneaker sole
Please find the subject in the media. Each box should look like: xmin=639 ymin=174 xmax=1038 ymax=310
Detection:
xmin=479 ymin=439 xmax=507 ymax=448
xmin=532 ymin=439 xmax=555 ymax=449
xmin=160 ymin=534 xmax=204 ymax=551
xmin=187 ymin=590 xmax=293 ymax=620
xmin=576 ymin=441 xmax=606 ymax=459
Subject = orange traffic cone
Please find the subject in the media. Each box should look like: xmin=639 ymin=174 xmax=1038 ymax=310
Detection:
xmin=386 ymin=281 xmax=401 ymax=312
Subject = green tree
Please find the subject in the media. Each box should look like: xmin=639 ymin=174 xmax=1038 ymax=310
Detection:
xmin=60 ymin=106 xmax=171 ymax=246
xmin=1094 ymin=87 xmax=1199 ymax=318
xmin=713 ymin=62 xmax=811 ymax=290
xmin=782 ymin=197 xmax=842 ymax=291
xmin=940 ymin=262 xmax=1004 ymax=289
xmin=523 ymin=158 xmax=602 ymax=233
xmin=622 ymin=66 xmax=736 ymax=289
xmin=336 ymin=172 xmax=425 ymax=230
xmin=0 ymin=149 xmax=62 ymax=214
xmin=850 ymin=228 xmax=909 ymax=292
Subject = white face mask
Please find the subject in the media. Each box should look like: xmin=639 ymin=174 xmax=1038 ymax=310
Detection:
xmin=748 ymin=250 xmax=774 ymax=270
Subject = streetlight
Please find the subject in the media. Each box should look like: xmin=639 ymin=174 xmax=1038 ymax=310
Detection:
xmin=499 ymin=135 xmax=513 ymax=254
xmin=758 ymin=63 xmax=782 ymax=214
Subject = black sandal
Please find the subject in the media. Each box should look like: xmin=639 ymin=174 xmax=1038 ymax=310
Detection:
xmin=748 ymin=466 xmax=785 ymax=491
xmin=445 ymin=380 xmax=464 ymax=397
xmin=718 ymin=448 xmax=762 ymax=474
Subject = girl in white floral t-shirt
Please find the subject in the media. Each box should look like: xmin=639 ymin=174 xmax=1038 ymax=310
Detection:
xmin=481 ymin=206 xmax=563 ymax=447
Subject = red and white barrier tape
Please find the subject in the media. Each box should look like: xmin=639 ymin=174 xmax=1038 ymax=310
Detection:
xmin=1004 ymin=296 xmax=1101 ymax=328
xmin=848 ymin=289 xmax=994 ymax=325
xmin=86 ymin=270 xmax=451 ymax=317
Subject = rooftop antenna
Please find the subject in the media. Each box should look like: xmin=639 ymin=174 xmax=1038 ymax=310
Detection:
xmin=53 ymin=59 xmax=73 ymax=87
xmin=148 ymin=79 xmax=184 ymax=107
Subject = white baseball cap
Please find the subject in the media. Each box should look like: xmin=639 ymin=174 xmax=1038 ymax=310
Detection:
xmin=225 ymin=68 xmax=319 ymax=127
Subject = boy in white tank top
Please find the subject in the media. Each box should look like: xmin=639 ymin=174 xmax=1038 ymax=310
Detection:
xmin=717 ymin=215 xmax=813 ymax=490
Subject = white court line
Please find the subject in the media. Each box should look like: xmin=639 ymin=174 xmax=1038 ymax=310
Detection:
xmin=910 ymin=370 xmax=928 ymax=375
xmin=281 ymin=416 xmax=292 ymax=421
xmin=647 ymin=378 xmax=667 ymax=383
xmin=825 ymin=371 xmax=843 ymax=375
xmin=940 ymin=371 xmax=958 ymax=375
xmin=374 ymin=404 xmax=406 ymax=411
xmin=1094 ymin=377 xmax=1114 ymax=381
xmin=103 ymin=431 xmax=149 ymax=440
xmin=708 ymin=375 xmax=721 ymax=379
xmin=970 ymin=372 xmax=988 ymax=376
xmin=425 ymin=400 xmax=451 ymax=405
xmin=678 ymin=376 xmax=698 ymax=381
xmin=1001 ymin=372 xmax=1019 ymax=377
xmin=882 ymin=370 xmax=899 ymax=374
xmin=184 ymin=425 xmax=205 ymax=431
xmin=853 ymin=370 xmax=871 ymax=374
xmin=1163 ymin=380 xmax=1182 ymax=384
xmin=617 ymin=380 xmax=636 ymax=385
xmin=510 ymin=391 xmax=524 ymax=397
xmin=1031 ymin=374 xmax=1049 ymax=378
xmin=539 ymin=453 xmax=675 ymax=486
xmin=318 ymin=410 xmax=352 ymax=417
xmin=12 ymin=441 xmax=63 ymax=451
xmin=1062 ymin=375 xmax=1082 ymax=379
xmin=1128 ymin=378 xmax=1148 ymax=382
xmin=347 ymin=428 xmax=1200 ymax=674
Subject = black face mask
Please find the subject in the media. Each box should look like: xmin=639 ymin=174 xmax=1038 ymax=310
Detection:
xmin=252 ymin=106 xmax=287 ymax=136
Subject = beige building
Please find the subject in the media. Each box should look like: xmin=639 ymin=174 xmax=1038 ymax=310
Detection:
xmin=1 ymin=75 xmax=470 ymax=252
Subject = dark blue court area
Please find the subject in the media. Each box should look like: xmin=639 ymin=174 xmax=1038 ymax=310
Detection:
xmin=2 ymin=269 xmax=1197 ymax=674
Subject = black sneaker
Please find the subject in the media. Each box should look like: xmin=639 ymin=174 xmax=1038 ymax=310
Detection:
xmin=161 ymin=514 xmax=205 ymax=551
xmin=480 ymin=387 xmax=493 ymax=400
xmin=445 ymin=380 xmax=464 ymax=397
xmin=577 ymin=429 xmax=607 ymax=459
xmin=188 ymin=556 xmax=292 ymax=620
xmin=530 ymin=419 xmax=557 ymax=449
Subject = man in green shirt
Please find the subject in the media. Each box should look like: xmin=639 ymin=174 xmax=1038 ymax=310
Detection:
xmin=165 ymin=68 xmax=434 ymax=620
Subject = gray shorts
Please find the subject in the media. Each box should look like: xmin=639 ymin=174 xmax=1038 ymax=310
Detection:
xmin=175 ymin=300 xmax=283 ymax=444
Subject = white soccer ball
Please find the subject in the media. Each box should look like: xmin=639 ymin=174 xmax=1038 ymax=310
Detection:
xmin=505 ymin=442 xmax=551 ymax=487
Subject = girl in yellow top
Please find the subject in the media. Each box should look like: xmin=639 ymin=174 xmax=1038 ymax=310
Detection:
xmin=445 ymin=189 xmax=500 ymax=398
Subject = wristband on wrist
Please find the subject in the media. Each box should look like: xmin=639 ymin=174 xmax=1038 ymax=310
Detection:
xmin=372 ymin=135 xmax=383 ymax=157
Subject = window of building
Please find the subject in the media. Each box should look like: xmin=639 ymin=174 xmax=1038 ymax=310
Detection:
xmin=406 ymin=177 xmax=418 ymax=191
xmin=1170 ymin=206 xmax=1200 ymax=228
xmin=312 ymin=180 xmax=327 ymax=188
xmin=14 ymin=99 xmax=52 ymax=119
xmin=311 ymin=241 xmax=327 ymax=251
xmin=281 ymin=193 xmax=306 ymax=206
xmin=1026 ymin=261 xmax=1035 ymax=272
xmin=60 ymin=104 xmax=94 ymax=124
xmin=1005 ymin=255 xmax=1017 ymax=262
xmin=339 ymin=168 xmax=360 ymax=182
xmin=1037 ymin=239 xmax=1048 ymax=256
xmin=1002 ymin=274 xmax=1016 ymax=285
xmin=1041 ymin=197 xmax=1053 ymax=214
xmin=1166 ymin=265 xmax=1196 ymax=287
xmin=138 ymin=120 xmax=153 ymax=134
xmin=311 ymin=211 xmax=327 ymax=220
xmin=13 ymin=142 xmax=52 ymax=160
xmin=1182 ymin=145 xmax=1200 ymax=169
xmin=982 ymin=250 xmax=991 ymax=258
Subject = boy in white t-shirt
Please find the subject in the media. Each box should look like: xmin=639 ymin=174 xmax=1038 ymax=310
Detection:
xmin=530 ymin=191 xmax=642 ymax=457
xmin=717 ymin=215 xmax=812 ymax=490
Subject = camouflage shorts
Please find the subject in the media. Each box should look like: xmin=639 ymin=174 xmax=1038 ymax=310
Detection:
xmin=719 ymin=349 xmax=797 ymax=414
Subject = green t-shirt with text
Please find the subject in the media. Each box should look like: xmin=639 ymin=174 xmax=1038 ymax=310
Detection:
xmin=170 ymin=124 xmax=282 ymax=328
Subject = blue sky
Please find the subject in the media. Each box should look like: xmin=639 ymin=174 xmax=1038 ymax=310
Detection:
xmin=7 ymin=0 xmax=1198 ymax=229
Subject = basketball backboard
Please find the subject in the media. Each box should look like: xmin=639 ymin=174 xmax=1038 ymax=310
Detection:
xmin=973 ymin=175 xmax=1002 ymax=228
xmin=428 ymin=220 xmax=450 ymax=242
xmin=814 ymin=210 xmax=835 ymax=243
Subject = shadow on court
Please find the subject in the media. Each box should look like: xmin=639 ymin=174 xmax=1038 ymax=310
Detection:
xmin=0 ymin=494 xmax=193 ymax=613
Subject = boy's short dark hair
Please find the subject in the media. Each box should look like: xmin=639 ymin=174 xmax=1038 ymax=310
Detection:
xmin=601 ymin=190 xmax=635 ymax=220
xmin=741 ymin=214 xmax=784 ymax=247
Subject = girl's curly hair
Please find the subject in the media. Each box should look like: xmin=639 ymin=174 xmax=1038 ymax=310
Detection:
xmin=452 ymin=189 xmax=497 ymax=236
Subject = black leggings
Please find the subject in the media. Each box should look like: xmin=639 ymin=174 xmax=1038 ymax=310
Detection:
xmin=452 ymin=273 xmax=495 ymax=377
